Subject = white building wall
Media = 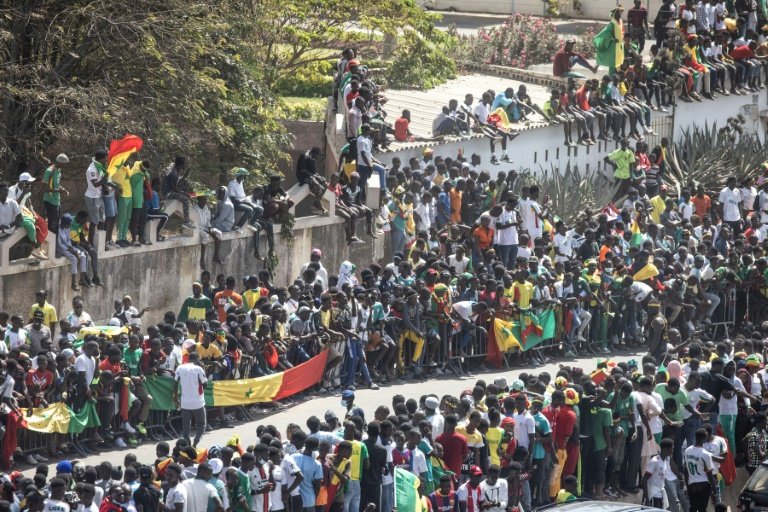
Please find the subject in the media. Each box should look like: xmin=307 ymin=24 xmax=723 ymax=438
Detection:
xmin=374 ymin=91 xmax=765 ymax=179
xmin=430 ymin=0 xmax=665 ymax=18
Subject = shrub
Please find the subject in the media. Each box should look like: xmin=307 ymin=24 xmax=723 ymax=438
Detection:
xmin=452 ymin=14 xmax=595 ymax=69
xmin=274 ymin=60 xmax=335 ymax=98
xmin=385 ymin=31 xmax=457 ymax=90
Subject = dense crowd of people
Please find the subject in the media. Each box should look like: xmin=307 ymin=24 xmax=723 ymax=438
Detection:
xmin=2 ymin=7 xmax=768 ymax=512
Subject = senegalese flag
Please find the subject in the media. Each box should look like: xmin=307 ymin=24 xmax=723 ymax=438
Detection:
xmin=325 ymin=458 xmax=351 ymax=512
xmin=107 ymin=134 xmax=143 ymax=176
xmin=520 ymin=310 xmax=544 ymax=342
xmin=23 ymin=401 xmax=101 ymax=434
xmin=493 ymin=318 xmax=522 ymax=352
xmin=144 ymin=349 xmax=330 ymax=410
xmin=633 ymin=262 xmax=659 ymax=282
xmin=630 ymin=214 xmax=643 ymax=248
xmin=395 ymin=467 xmax=423 ymax=512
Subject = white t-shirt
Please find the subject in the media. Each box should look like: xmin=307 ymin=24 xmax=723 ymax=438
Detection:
xmin=553 ymin=232 xmax=571 ymax=262
xmin=414 ymin=202 xmax=432 ymax=232
xmin=227 ymin=179 xmax=247 ymax=201
xmin=75 ymin=354 xmax=96 ymax=385
xmin=85 ymin=162 xmax=103 ymax=199
xmin=43 ymin=499 xmax=70 ymax=512
xmin=269 ymin=465 xmax=285 ymax=509
xmin=684 ymin=445 xmax=714 ymax=484
xmin=174 ymin=363 xmax=208 ymax=410
xmin=478 ymin=479 xmax=508 ymax=512
xmin=428 ymin=413 xmax=445 ymax=438
xmin=376 ymin=437 xmax=395 ymax=485
xmin=473 ymin=102 xmax=490 ymax=124
xmin=408 ymin=447 xmax=428 ymax=476
xmin=703 ymin=436 xmax=727 ymax=474
xmin=681 ymin=388 xmax=713 ymax=419
xmin=182 ymin=479 xmax=219 ymax=512
xmin=77 ymin=503 xmax=99 ymax=512
xmin=496 ymin=209 xmax=518 ymax=246
xmin=283 ymin=455 xmax=303 ymax=497
xmin=520 ymin=199 xmax=543 ymax=238
xmin=718 ymin=377 xmax=745 ymax=415
xmin=457 ymin=482 xmax=482 ymax=511
xmin=122 ymin=306 xmax=142 ymax=327
xmin=448 ymin=254 xmax=469 ymax=274
xmin=164 ymin=483 xmax=187 ymax=512
xmin=645 ymin=455 xmax=668 ymax=498
xmin=719 ymin=187 xmax=742 ymax=222
xmin=512 ymin=411 xmax=536 ymax=449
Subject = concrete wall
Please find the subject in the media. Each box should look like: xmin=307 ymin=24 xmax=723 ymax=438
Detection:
xmin=374 ymin=90 xmax=766 ymax=179
xmin=0 ymin=208 xmax=387 ymax=326
xmin=431 ymin=0 xmax=665 ymax=19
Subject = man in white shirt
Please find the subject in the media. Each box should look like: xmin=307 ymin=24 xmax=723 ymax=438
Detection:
xmin=164 ymin=463 xmax=187 ymax=512
xmin=478 ymin=465 xmax=508 ymax=512
xmin=84 ymin=149 xmax=107 ymax=243
xmin=511 ymin=394 xmax=536 ymax=459
xmin=174 ymin=352 xmax=209 ymax=447
xmin=182 ymin=463 xmax=223 ymax=512
xmin=642 ymin=438 xmax=673 ymax=508
xmin=495 ymin=200 xmax=519 ymax=270
xmin=719 ymin=176 xmax=743 ymax=233
xmin=227 ymin=168 xmax=257 ymax=232
xmin=0 ymin=183 xmax=22 ymax=239
xmin=683 ymin=429 xmax=717 ymax=512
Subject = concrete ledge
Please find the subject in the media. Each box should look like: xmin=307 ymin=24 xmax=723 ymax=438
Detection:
xmin=1 ymin=229 xmax=58 ymax=267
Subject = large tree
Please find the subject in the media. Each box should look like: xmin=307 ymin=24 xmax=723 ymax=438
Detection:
xmin=0 ymin=0 xmax=289 ymax=177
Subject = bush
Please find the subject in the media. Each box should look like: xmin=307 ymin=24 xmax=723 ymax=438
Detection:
xmin=384 ymin=31 xmax=457 ymax=90
xmin=276 ymin=98 xmax=326 ymax=121
xmin=274 ymin=60 xmax=335 ymax=98
xmin=452 ymin=14 xmax=595 ymax=69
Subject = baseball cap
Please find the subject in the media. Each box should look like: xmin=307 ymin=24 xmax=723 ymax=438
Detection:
xmin=341 ymin=389 xmax=355 ymax=400
xmin=511 ymin=379 xmax=525 ymax=391
xmin=311 ymin=248 xmax=322 ymax=257
xmin=56 ymin=460 xmax=73 ymax=474
xmin=324 ymin=410 xmax=338 ymax=422
xmin=18 ymin=172 xmax=35 ymax=183
xmin=501 ymin=417 xmax=516 ymax=428
xmin=469 ymin=465 xmax=483 ymax=476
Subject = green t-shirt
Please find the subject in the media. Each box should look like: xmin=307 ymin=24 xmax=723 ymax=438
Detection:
xmin=607 ymin=148 xmax=635 ymax=180
xmin=123 ymin=346 xmax=143 ymax=376
xmin=655 ymin=383 xmax=689 ymax=423
xmin=590 ymin=407 xmax=612 ymax=451
xmin=178 ymin=296 xmax=213 ymax=322
xmin=42 ymin=166 xmax=61 ymax=205
xmin=609 ymin=392 xmax=635 ymax=434
xmin=130 ymin=170 xmax=146 ymax=208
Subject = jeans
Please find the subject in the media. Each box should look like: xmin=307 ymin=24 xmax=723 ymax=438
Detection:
xmin=343 ymin=480 xmax=361 ymax=512
xmin=681 ymin=415 xmax=701 ymax=452
xmin=390 ymin=228 xmax=406 ymax=256
xmin=380 ymin=483 xmax=394 ymax=512
xmin=341 ymin=339 xmax=371 ymax=388
xmin=181 ymin=407 xmax=206 ymax=446
xmin=621 ymin=426 xmax=643 ymax=489
xmin=356 ymin=165 xmax=372 ymax=204
xmin=497 ymin=244 xmax=518 ymax=269
xmin=44 ymin=200 xmax=60 ymax=235
xmin=665 ymin=479 xmax=689 ymax=512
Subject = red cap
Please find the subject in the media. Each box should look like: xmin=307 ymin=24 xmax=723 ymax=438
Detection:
xmin=501 ymin=417 xmax=516 ymax=427
xmin=470 ymin=465 xmax=483 ymax=476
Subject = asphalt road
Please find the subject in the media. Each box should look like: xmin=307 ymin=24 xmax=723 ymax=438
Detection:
xmin=433 ymin=11 xmax=604 ymax=37
xmin=24 ymin=350 xmax=645 ymax=476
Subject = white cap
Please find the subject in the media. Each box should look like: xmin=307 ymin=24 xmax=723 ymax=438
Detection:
xmin=56 ymin=154 xmax=69 ymax=164
xmin=108 ymin=318 xmax=121 ymax=327
xmin=424 ymin=396 xmax=440 ymax=410
xmin=18 ymin=172 xmax=35 ymax=183
xmin=209 ymin=458 xmax=223 ymax=476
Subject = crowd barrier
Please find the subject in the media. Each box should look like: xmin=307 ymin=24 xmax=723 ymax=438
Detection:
xmin=12 ymin=288 xmax=739 ymax=462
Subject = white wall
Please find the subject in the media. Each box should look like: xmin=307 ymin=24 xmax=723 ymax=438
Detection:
xmin=375 ymin=90 xmax=766 ymax=178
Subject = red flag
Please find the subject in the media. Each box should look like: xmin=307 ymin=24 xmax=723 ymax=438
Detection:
xmin=107 ymin=135 xmax=143 ymax=175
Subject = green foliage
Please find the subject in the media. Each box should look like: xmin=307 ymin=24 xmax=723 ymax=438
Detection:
xmin=385 ymin=31 xmax=457 ymax=90
xmin=277 ymin=98 xmax=327 ymax=121
xmin=274 ymin=59 xmax=335 ymax=98
xmin=0 ymin=0 xmax=290 ymax=177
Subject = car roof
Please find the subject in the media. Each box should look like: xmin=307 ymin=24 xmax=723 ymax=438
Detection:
xmin=538 ymin=501 xmax=667 ymax=512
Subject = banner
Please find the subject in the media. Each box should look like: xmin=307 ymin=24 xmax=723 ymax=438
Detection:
xmin=145 ymin=349 xmax=329 ymax=410
xmin=23 ymin=401 xmax=101 ymax=434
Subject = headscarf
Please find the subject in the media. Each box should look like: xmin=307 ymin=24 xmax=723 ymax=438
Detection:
xmin=338 ymin=261 xmax=358 ymax=288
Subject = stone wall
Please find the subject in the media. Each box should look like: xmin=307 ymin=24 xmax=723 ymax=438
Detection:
xmin=0 ymin=207 xmax=388 ymax=326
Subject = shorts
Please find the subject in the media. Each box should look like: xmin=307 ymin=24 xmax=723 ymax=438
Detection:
xmin=85 ymin=196 xmax=105 ymax=224
xmin=200 ymin=228 xmax=222 ymax=245
xmin=103 ymin=195 xmax=117 ymax=218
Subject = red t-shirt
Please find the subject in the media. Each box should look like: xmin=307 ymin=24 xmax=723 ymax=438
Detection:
xmin=394 ymin=117 xmax=410 ymax=141
xmin=435 ymin=432 xmax=468 ymax=477
xmin=731 ymin=46 xmax=756 ymax=60
xmin=26 ymin=369 xmax=54 ymax=394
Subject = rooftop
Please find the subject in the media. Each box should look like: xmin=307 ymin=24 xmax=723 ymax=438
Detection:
xmin=381 ymin=71 xmax=558 ymax=153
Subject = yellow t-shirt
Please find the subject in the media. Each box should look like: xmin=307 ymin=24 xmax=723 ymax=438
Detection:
xmin=196 ymin=342 xmax=222 ymax=360
xmin=348 ymin=440 xmax=368 ymax=481
xmin=486 ymin=426 xmax=504 ymax=466
xmin=511 ymin=281 xmax=534 ymax=308
xmin=111 ymin=164 xmax=133 ymax=198
xmin=650 ymin=194 xmax=666 ymax=224
xmin=456 ymin=426 xmax=484 ymax=450
xmin=29 ymin=302 xmax=57 ymax=326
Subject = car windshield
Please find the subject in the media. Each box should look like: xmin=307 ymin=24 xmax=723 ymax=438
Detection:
xmin=746 ymin=465 xmax=768 ymax=492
